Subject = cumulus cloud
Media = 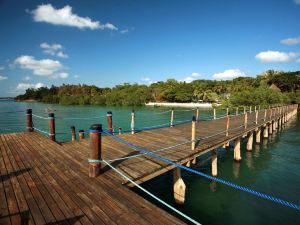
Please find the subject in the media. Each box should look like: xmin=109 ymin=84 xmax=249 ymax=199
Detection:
xmin=32 ymin=4 xmax=118 ymax=30
xmin=255 ymin=50 xmax=298 ymax=62
xmin=53 ymin=72 xmax=69 ymax=79
xmin=40 ymin=42 xmax=68 ymax=58
xmin=14 ymin=55 xmax=67 ymax=79
xmin=213 ymin=69 xmax=245 ymax=80
xmin=180 ymin=72 xmax=201 ymax=83
xmin=0 ymin=75 xmax=8 ymax=80
xmin=22 ymin=76 xmax=31 ymax=81
xmin=16 ymin=83 xmax=46 ymax=91
xmin=280 ymin=36 xmax=300 ymax=45
xmin=294 ymin=0 xmax=300 ymax=4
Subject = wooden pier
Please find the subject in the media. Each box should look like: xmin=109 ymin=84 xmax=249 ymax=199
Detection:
xmin=0 ymin=104 xmax=298 ymax=224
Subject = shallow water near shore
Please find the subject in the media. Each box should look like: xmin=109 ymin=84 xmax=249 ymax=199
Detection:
xmin=0 ymin=101 xmax=299 ymax=225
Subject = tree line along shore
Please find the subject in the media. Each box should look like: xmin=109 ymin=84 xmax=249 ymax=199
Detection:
xmin=15 ymin=70 xmax=300 ymax=107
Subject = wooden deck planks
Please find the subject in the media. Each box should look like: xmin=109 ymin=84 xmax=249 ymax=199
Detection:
xmin=0 ymin=131 xmax=185 ymax=225
xmin=0 ymin=108 xmax=289 ymax=225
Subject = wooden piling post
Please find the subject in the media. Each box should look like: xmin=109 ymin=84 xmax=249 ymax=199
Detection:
xmin=250 ymin=106 xmax=252 ymax=113
xmin=196 ymin=108 xmax=199 ymax=122
xmin=26 ymin=109 xmax=33 ymax=132
xmin=211 ymin=150 xmax=217 ymax=177
xmin=226 ymin=107 xmax=229 ymax=116
xmin=234 ymin=137 xmax=242 ymax=162
xmin=236 ymin=107 xmax=238 ymax=116
xmin=247 ymin=132 xmax=253 ymax=151
xmin=173 ymin=167 xmax=186 ymax=205
xmin=264 ymin=109 xmax=267 ymax=121
xmin=191 ymin=116 xmax=196 ymax=150
xmin=89 ymin=124 xmax=102 ymax=178
xmin=79 ymin=130 xmax=85 ymax=140
xmin=131 ymin=110 xmax=135 ymax=134
xmin=263 ymin=125 xmax=269 ymax=138
xmin=226 ymin=114 xmax=230 ymax=137
xmin=244 ymin=112 xmax=248 ymax=129
xmin=119 ymin=127 xmax=123 ymax=135
xmin=71 ymin=126 xmax=76 ymax=141
xmin=244 ymin=106 xmax=246 ymax=114
xmin=255 ymin=110 xmax=258 ymax=124
xmin=254 ymin=106 xmax=257 ymax=112
xmin=258 ymin=105 xmax=261 ymax=111
xmin=170 ymin=108 xmax=174 ymax=127
xmin=256 ymin=128 xmax=261 ymax=143
xmin=269 ymin=121 xmax=273 ymax=134
xmin=107 ymin=111 xmax=113 ymax=134
xmin=48 ymin=113 xmax=56 ymax=142
xmin=213 ymin=108 xmax=216 ymax=120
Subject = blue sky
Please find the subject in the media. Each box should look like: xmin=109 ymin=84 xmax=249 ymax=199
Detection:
xmin=0 ymin=0 xmax=300 ymax=96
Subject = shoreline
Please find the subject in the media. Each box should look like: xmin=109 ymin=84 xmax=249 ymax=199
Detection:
xmin=145 ymin=102 xmax=220 ymax=108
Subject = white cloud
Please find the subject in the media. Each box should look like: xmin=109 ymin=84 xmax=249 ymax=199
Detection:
xmin=280 ymin=36 xmax=300 ymax=45
xmin=0 ymin=75 xmax=8 ymax=80
xmin=16 ymin=83 xmax=46 ymax=91
xmin=22 ymin=76 xmax=31 ymax=81
xmin=255 ymin=51 xmax=298 ymax=63
xmin=213 ymin=69 xmax=245 ymax=80
xmin=120 ymin=29 xmax=129 ymax=34
xmin=191 ymin=72 xmax=200 ymax=77
xmin=53 ymin=72 xmax=69 ymax=79
xmin=15 ymin=55 xmax=65 ymax=78
xmin=294 ymin=0 xmax=300 ymax=4
xmin=40 ymin=42 xmax=68 ymax=58
xmin=56 ymin=51 xmax=68 ymax=58
xmin=32 ymin=4 xmax=118 ymax=30
xmin=0 ymin=66 xmax=4 ymax=70
xmin=180 ymin=72 xmax=201 ymax=83
xmin=74 ymin=74 xmax=80 ymax=79
xmin=141 ymin=77 xmax=151 ymax=82
xmin=296 ymin=58 xmax=300 ymax=63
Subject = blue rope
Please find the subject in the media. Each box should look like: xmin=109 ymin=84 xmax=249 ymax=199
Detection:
xmin=102 ymin=130 xmax=300 ymax=212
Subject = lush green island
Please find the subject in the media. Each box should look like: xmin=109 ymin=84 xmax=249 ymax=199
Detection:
xmin=15 ymin=70 xmax=300 ymax=107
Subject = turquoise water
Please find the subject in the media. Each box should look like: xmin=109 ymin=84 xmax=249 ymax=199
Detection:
xmin=0 ymin=100 xmax=212 ymax=141
xmin=0 ymin=101 xmax=299 ymax=225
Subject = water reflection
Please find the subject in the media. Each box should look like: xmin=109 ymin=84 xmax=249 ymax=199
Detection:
xmin=245 ymin=151 xmax=253 ymax=169
xmin=232 ymin=161 xmax=240 ymax=178
xmin=209 ymin=180 xmax=217 ymax=192
xmin=254 ymin=144 xmax=260 ymax=158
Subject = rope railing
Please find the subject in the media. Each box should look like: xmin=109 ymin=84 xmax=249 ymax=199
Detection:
xmin=98 ymin=130 xmax=300 ymax=212
xmin=102 ymin=159 xmax=201 ymax=225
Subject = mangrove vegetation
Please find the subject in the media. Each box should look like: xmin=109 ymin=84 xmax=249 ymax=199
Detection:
xmin=15 ymin=70 xmax=300 ymax=107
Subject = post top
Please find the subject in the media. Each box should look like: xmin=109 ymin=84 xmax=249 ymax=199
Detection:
xmin=26 ymin=109 xmax=32 ymax=114
xmin=48 ymin=113 xmax=55 ymax=118
xmin=192 ymin=116 xmax=196 ymax=122
xmin=107 ymin=111 xmax=112 ymax=116
xmin=90 ymin=124 xmax=102 ymax=131
xmin=79 ymin=129 xmax=84 ymax=133
xmin=132 ymin=109 xmax=135 ymax=113
xmin=70 ymin=126 xmax=75 ymax=129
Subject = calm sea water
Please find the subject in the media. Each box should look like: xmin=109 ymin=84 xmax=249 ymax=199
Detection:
xmin=0 ymin=100 xmax=299 ymax=225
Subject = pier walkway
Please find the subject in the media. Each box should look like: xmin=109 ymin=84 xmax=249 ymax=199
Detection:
xmin=0 ymin=104 xmax=298 ymax=224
